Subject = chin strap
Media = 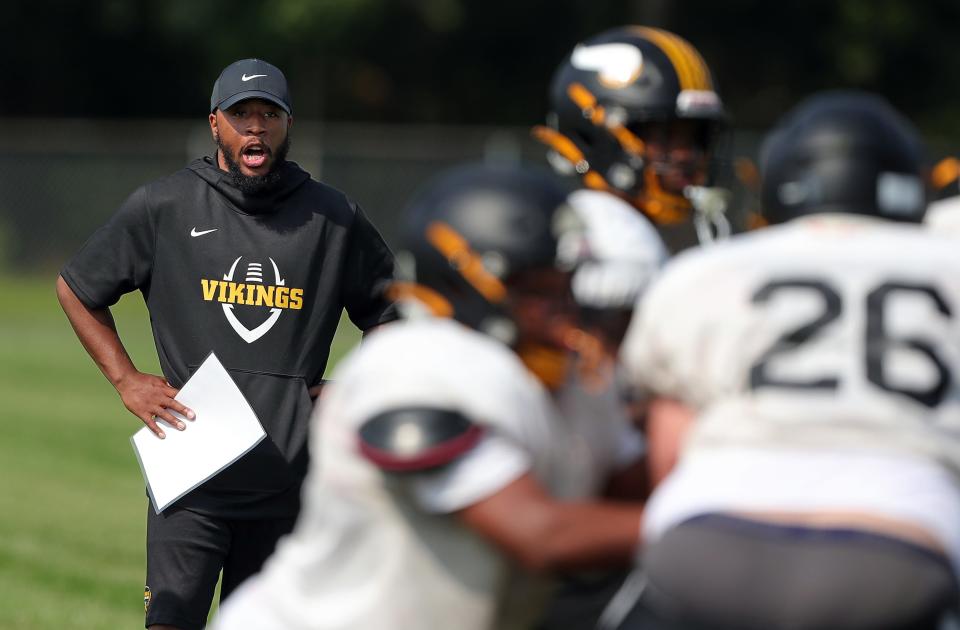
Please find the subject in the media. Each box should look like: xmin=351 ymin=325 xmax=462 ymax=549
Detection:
xmin=686 ymin=185 xmax=732 ymax=244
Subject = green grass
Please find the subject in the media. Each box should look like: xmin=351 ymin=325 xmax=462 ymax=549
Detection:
xmin=0 ymin=274 xmax=361 ymax=629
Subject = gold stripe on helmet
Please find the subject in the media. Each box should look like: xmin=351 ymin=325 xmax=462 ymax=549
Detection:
xmin=632 ymin=26 xmax=712 ymax=91
xmin=659 ymin=27 xmax=711 ymax=89
xmin=610 ymin=125 xmax=645 ymax=156
xmin=566 ymin=83 xmax=646 ymax=157
xmin=583 ymin=171 xmax=611 ymax=191
xmin=426 ymin=222 xmax=507 ymax=303
xmin=531 ymin=125 xmax=615 ymax=190
xmin=673 ymin=34 xmax=713 ymax=90
xmin=387 ymin=281 xmax=454 ymax=317
xmin=531 ymin=125 xmax=590 ymax=170
xmin=567 ymin=82 xmax=606 ymax=125
xmin=932 ymin=157 xmax=960 ymax=190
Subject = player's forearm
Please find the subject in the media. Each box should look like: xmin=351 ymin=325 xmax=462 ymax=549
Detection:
xmin=457 ymin=474 xmax=642 ymax=574
xmin=56 ymin=275 xmax=138 ymax=388
xmin=514 ymin=501 xmax=643 ymax=573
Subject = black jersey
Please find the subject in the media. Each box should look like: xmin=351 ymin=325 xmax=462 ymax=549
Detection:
xmin=62 ymin=157 xmax=397 ymax=517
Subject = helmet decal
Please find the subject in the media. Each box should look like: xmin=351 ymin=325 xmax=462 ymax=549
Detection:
xmin=570 ymin=42 xmax=644 ymax=88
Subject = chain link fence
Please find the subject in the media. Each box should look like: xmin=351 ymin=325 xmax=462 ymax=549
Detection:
xmin=0 ymin=118 xmax=763 ymax=270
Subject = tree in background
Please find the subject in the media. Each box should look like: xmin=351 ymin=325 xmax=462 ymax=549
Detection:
xmin=3 ymin=0 xmax=959 ymax=141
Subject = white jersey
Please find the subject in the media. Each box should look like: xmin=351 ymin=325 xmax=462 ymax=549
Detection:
xmin=212 ymin=318 xmax=642 ymax=630
xmin=567 ymin=190 xmax=668 ymax=310
xmin=926 ymin=196 xmax=960 ymax=235
xmin=621 ymin=214 xmax=960 ymax=569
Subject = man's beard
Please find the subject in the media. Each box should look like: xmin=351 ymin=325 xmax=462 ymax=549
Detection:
xmin=216 ymin=134 xmax=292 ymax=195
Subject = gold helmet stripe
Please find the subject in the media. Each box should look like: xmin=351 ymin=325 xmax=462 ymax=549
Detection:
xmin=386 ymin=281 xmax=454 ymax=318
xmin=567 ymin=82 xmax=606 ymax=125
xmin=566 ymin=82 xmax=646 ymax=157
xmin=610 ymin=125 xmax=645 ymax=156
xmin=583 ymin=171 xmax=611 ymax=191
xmin=932 ymin=157 xmax=960 ymax=190
xmin=673 ymin=34 xmax=713 ymax=89
xmin=426 ymin=221 xmax=507 ymax=303
xmin=531 ymin=125 xmax=588 ymax=166
xmin=632 ymin=26 xmax=712 ymax=91
xmin=531 ymin=125 xmax=637 ymax=197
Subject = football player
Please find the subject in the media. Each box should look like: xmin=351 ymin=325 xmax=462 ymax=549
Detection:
xmin=569 ymin=189 xmax=668 ymax=359
xmin=208 ymin=165 xmax=648 ymax=630
xmin=617 ymin=91 xmax=960 ymax=629
xmin=534 ymin=25 xmax=731 ymax=252
xmin=532 ymin=183 xmax=669 ymax=630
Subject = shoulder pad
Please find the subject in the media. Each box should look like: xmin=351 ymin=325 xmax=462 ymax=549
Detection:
xmin=358 ymin=407 xmax=483 ymax=472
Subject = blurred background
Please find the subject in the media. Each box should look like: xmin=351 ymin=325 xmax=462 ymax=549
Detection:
xmin=1 ymin=0 xmax=959 ymax=627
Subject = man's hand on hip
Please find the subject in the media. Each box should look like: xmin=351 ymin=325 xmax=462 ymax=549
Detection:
xmin=117 ymin=371 xmax=195 ymax=439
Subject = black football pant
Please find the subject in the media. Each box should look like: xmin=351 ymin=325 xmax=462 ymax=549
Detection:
xmin=621 ymin=514 xmax=958 ymax=630
xmin=144 ymin=505 xmax=296 ymax=630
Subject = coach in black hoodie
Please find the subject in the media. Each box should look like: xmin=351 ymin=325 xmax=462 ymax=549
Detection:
xmin=56 ymin=58 xmax=397 ymax=630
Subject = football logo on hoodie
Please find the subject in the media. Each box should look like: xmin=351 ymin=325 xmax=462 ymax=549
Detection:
xmin=200 ymin=256 xmax=304 ymax=343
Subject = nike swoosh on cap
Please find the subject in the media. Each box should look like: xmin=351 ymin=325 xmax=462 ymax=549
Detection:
xmin=191 ymin=228 xmax=218 ymax=237
xmin=241 ymin=74 xmax=267 ymax=81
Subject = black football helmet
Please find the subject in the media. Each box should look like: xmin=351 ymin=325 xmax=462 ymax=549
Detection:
xmin=760 ymin=91 xmax=928 ymax=225
xmin=535 ymin=26 xmax=729 ymax=235
xmin=392 ymin=165 xmax=588 ymax=386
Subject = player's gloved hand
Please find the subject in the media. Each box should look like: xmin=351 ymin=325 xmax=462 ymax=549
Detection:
xmin=116 ymin=371 xmax=195 ymax=439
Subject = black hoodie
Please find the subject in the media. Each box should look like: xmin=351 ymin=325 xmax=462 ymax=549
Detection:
xmin=62 ymin=157 xmax=397 ymax=517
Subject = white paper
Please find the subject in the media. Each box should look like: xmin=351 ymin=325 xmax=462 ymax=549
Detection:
xmin=131 ymin=352 xmax=266 ymax=514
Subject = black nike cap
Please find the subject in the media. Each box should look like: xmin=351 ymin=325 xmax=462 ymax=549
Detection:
xmin=210 ymin=59 xmax=292 ymax=115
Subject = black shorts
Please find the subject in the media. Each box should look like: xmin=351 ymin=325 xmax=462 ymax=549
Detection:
xmin=144 ymin=505 xmax=296 ymax=630
xmin=630 ymin=514 xmax=958 ymax=630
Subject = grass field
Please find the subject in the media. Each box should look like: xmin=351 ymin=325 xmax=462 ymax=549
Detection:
xmin=0 ymin=274 xmax=361 ymax=629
